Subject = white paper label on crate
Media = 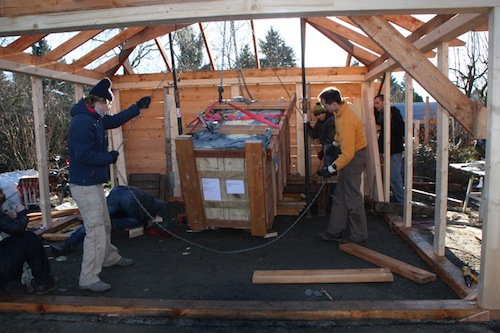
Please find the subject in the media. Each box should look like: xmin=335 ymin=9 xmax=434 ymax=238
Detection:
xmin=202 ymin=178 xmax=222 ymax=201
xmin=226 ymin=180 xmax=245 ymax=194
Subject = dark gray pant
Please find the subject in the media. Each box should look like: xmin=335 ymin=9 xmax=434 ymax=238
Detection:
xmin=327 ymin=147 xmax=368 ymax=242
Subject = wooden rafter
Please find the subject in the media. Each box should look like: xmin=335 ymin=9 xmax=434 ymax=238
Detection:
xmin=154 ymin=37 xmax=172 ymax=71
xmin=0 ymin=46 xmax=103 ymax=81
xmin=365 ymin=13 xmax=488 ymax=80
xmin=71 ymin=27 xmax=146 ymax=70
xmin=352 ymin=15 xmax=477 ymax=134
xmin=6 ymin=34 xmax=48 ymax=51
xmin=199 ymin=22 xmax=216 ymax=70
xmin=250 ymin=20 xmax=260 ymax=69
xmin=308 ymin=17 xmax=384 ymax=55
xmin=95 ymin=25 xmax=188 ymax=74
xmin=44 ymin=30 xmax=103 ymax=61
xmin=306 ymin=20 xmax=377 ymax=66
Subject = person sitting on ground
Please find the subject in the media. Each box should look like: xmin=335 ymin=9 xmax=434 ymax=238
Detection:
xmin=0 ymin=188 xmax=57 ymax=295
xmin=51 ymin=185 xmax=170 ymax=255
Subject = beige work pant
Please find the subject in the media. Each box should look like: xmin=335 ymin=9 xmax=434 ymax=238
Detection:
xmin=70 ymin=184 xmax=121 ymax=286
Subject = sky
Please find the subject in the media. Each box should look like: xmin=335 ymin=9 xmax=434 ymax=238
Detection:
xmin=252 ymin=17 xmax=434 ymax=101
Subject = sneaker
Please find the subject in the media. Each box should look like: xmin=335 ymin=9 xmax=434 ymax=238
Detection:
xmin=79 ymin=280 xmax=111 ymax=292
xmin=316 ymin=232 xmax=343 ymax=242
xmin=35 ymin=275 xmax=57 ymax=295
xmin=104 ymin=257 xmax=134 ymax=268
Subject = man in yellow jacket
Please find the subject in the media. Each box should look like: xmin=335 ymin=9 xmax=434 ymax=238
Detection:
xmin=316 ymin=87 xmax=368 ymax=244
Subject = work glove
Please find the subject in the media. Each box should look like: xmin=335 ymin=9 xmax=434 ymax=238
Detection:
xmin=318 ymin=164 xmax=337 ymax=180
xmin=136 ymin=96 xmax=151 ymax=109
xmin=317 ymin=150 xmax=324 ymax=160
xmin=109 ymin=150 xmax=119 ymax=164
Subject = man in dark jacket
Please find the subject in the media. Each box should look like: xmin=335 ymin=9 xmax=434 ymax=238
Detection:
xmin=0 ymin=188 xmax=56 ymax=295
xmin=374 ymin=94 xmax=405 ymax=203
xmin=51 ymin=186 xmax=170 ymax=254
xmin=68 ymin=77 xmax=151 ymax=292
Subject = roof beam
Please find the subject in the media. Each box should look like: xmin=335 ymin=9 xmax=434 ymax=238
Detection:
xmin=351 ymin=15 xmax=477 ymax=135
xmin=95 ymin=24 xmax=188 ymax=74
xmin=365 ymin=13 xmax=488 ymax=80
xmin=199 ymin=23 xmax=216 ymax=70
xmin=250 ymin=20 xmax=260 ymax=69
xmin=44 ymin=30 xmax=103 ymax=61
xmin=71 ymin=27 xmax=146 ymax=70
xmin=0 ymin=1 xmax=493 ymax=36
xmin=0 ymin=52 xmax=104 ymax=85
xmin=6 ymin=34 xmax=48 ymax=51
xmin=306 ymin=19 xmax=378 ymax=66
xmin=154 ymin=38 xmax=172 ymax=72
xmin=307 ymin=17 xmax=384 ymax=55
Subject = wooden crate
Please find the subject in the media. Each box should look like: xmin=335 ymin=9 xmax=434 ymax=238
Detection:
xmin=175 ymin=97 xmax=294 ymax=237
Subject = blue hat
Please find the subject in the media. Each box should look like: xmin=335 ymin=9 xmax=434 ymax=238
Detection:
xmin=90 ymin=77 xmax=114 ymax=101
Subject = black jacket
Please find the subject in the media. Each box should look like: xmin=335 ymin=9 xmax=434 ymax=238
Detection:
xmin=0 ymin=209 xmax=28 ymax=235
xmin=375 ymin=106 xmax=405 ymax=155
xmin=309 ymin=112 xmax=336 ymax=146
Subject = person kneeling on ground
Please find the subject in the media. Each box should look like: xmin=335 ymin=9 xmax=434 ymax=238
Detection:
xmin=51 ymin=185 xmax=170 ymax=255
xmin=0 ymin=188 xmax=57 ymax=295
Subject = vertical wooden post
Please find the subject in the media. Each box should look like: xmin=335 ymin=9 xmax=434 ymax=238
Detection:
xmin=403 ymin=74 xmax=414 ymax=228
xmin=165 ymin=87 xmax=181 ymax=198
xmin=246 ymin=140 xmax=267 ymax=237
xmin=362 ymin=81 xmax=382 ymax=202
xmin=424 ymin=96 xmax=430 ymax=144
xmin=109 ymin=90 xmax=127 ymax=186
xmin=478 ymin=5 xmax=500 ymax=310
xmin=433 ymin=42 xmax=450 ymax=257
xmin=31 ymin=77 xmax=51 ymax=228
xmin=382 ymin=75 xmax=391 ymax=202
xmin=295 ymin=83 xmax=306 ymax=176
xmin=175 ymin=135 xmax=205 ymax=230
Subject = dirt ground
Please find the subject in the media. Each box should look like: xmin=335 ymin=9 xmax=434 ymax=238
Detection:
xmin=4 ymin=200 xmax=461 ymax=301
xmin=1 ymin=192 xmax=492 ymax=332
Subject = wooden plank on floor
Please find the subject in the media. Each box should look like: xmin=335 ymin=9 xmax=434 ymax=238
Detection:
xmin=252 ymin=268 xmax=393 ymax=284
xmin=34 ymin=214 xmax=81 ymax=236
xmin=0 ymin=295 xmax=495 ymax=321
xmin=28 ymin=207 xmax=80 ymax=222
xmin=339 ymin=243 xmax=436 ymax=284
xmin=385 ymin=216 xmax=471 ymax=298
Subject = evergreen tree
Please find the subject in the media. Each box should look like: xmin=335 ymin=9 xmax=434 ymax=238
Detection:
xmin=258 ymin=27 xmax=296 ymax=68
xmin=237 ymin=44 xmax=256 ymax=69
xmin=174 ymin=26 xmax=206 ymax=71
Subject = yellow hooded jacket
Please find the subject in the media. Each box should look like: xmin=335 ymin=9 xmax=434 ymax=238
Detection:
xmin=333 ymin=100 xmax=367 ymax=170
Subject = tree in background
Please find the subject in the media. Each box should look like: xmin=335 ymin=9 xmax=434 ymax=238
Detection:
xmin=451 ymin=32 xmax=488 ymax=105
xmin=174 ymin=26 xmax=206 ymax=71
xmin=237 ymin=44 xmax=256 ymax=69
xmin=0 ymin=39 xmax=74 ymax=173
xmin=259 ymin=27 xmax=296 ymax=68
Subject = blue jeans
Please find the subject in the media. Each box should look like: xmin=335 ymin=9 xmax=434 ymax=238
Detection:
xmin=65 ymin=188 xmax=146 ymax=250
xmin=390 ymin=153 xmax=405 ymax=203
